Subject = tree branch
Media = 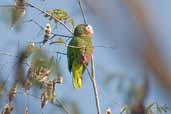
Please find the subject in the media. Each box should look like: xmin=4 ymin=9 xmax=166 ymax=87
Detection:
xmin=0 ymin=5 xmax=15 ymax=7
xmin=0 ymin=50 xmax=18 ymax=58
xmin=24 ymin=19 xmax=73 ymax=39
xmin=51 ymin=41 xmax=115 ymax=50
xmin=53 ymin=98 xmax=71 ymax=114
xmin=84 ymin=56 xmax=101 ymax=114
xmin=26 ymin=2 xmax=73 ymax=34
xmin=77 ymin=0 xmax=87 ymax=24
xmin=90 ymin=55 xmax=101 ymax=114
xmin=17 ymin=91 xmax=71 ymax=114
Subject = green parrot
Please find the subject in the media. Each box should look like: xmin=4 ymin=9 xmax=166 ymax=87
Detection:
xmin=67 ymin=24 xmax=94 ymax=89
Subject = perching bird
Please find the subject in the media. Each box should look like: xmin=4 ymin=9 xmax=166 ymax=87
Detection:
xmin=67 ymin=24 xmax=94 ymax=89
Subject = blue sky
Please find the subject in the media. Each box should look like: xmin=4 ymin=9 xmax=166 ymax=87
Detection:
xmin=0 ymin=0 xmax=170 ymax=114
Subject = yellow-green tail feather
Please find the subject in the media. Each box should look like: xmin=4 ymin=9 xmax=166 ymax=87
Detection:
xmin=72 ymin=63 xmax=83 ymax=89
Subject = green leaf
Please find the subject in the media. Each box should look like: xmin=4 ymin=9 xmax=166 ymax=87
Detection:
xmin=126 ymin=108 xmax=129 ymax=114
xmin=28 ymin=49 xmax=61 ymax=87
xmin=50 ymin=38 xmax=65 ymax=45
xmin=71 ymin=103 xmax=80 ymax=114
xmin=157 ymin=104 xmax=163 ymax=114
xmin=161 ymin=105 xmax=168 ymax=113
xmin=147 ymin=109 xmax=154 ymax=114
xmin=0 ymin=81 xmax=5 ymax=98
xmin=120 ymin=106 xmax=128 ymax=114
xmin=45 ymin=9 xmax=69 ymax=21
xmin=44 ymin=9 xmax=75 ymax=28
xmin=68 ymin=18 xmax=76 ymax=27
xmin=11 ymin=7 xmax=25 ymax=28
xmin=146 ymin=103 xmax=155 ymax=111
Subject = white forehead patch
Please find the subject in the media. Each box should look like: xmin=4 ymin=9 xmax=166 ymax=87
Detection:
xmin=87 ymin=25 xmax=94 ymax=34
xmin=46 ymin=23 xmax=51 ymax=28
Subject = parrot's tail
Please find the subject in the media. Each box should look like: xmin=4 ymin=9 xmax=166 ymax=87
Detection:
xmin=72 ymin=64 xmax=83 ymax=89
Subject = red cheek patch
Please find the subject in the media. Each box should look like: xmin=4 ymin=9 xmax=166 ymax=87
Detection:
xmin=81 ymin=55 xmax=91 ymax=64
xmin=81 ymin=55 xmax=87 ymax=64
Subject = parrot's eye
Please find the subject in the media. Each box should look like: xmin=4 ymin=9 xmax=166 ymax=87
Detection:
xmin=85 ymin=25 xmax=94 ymax=34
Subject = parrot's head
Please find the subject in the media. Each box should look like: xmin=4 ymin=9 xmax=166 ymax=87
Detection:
xmin=74 ymin=24 xmax=93 ymax=37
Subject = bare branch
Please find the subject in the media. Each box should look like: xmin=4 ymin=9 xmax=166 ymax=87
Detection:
xmin=24 ymin=19 xmax=73 ymax=39
xmin=51 ymin=41 xmax=115 ymax=50
xmin=0 ymin=50 xmax=18 ymax=58
xmin=26 ymin=2 xmax=73 ymax=34
xmin=90 ymin=55 xmax=101 ymax=114
xmin=77 ymin=0 xmax=87 ymax=24
xmin=17 ymin=91 xmax=71 ymax=114
xmin=53 ymin=99 xmax=71 ymax=114
xmin=94 ymin=45 xmax=115 ymax=49
xmin=0 ymin=5 xmax=15 ymax=7
xmin=84 ymin=56 xmax=101 ymax=114
xmin=0 ymin=50 xmax=30 ymax=67
xmin=56 ymin=51 xmax=67 ymax=56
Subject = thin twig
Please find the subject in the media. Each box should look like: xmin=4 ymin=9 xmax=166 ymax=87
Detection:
xmin=84 ymin=56 xmax=101 ymax=114
xmin=26 ymin=2 xmax=73 ymax=34
xmin=0 ymin=50 xmax=30 ymax=67
xmin=0 ymin=4 xmax=25 ymax=9
xmin=90 ymin=55 xmax=101 ymax=114
xmin=54 ymin=99 xmax=71 ymax=114
xmin=24 ymin=19 xmax=73 ymax=39
xmin=49 ymin=34 xmax=72 ymax=40
xmin=76 ymin=3 xmax=102 ymax=113
xmin=51 ymin=41 xmax=115 ymax=50
xmin=77 ymin=0 xmax=87 ymax=24
xmin=94 ymin=45 xmax=115 ymax=49
xmin=56 ymin=51 xmax=67 ymax=56
xmin=17 ymin=91 xmax=41 ymax=99
xmin=0 ymin=50 xmax=18 ymax=58
xmin=0 ymin=5 xmax=15 ymax=7
xmin=16 ymin=91 xmax=71 ymax=114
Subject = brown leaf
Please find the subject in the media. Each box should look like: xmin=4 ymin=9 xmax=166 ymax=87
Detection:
xmin=1 ymin=104 xmax=13 ymax=114
xmin=123 ymin=0 xmax=171 ymax=92
xmin=8 ymin=83 xmax=17 ymax=102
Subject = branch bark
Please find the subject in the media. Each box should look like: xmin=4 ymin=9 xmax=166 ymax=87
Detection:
xmin=26 ymin=2 xmax=73 ymax=34
xmin=84 ymin=55 xmax=101 ymax=114
xmin=17 ymin=91 xmax=71 ymax=114
xmin=90 ymin=55 xmax=102 ymax=114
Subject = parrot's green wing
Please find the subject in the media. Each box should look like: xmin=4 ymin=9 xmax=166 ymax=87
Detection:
xmin=67 ymin=37 xmax=87 ymax=89
xmin=67 ymin=37 xmax=84 ymax=71
xmin=67 ymin=38 xmax=77 ymax=72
